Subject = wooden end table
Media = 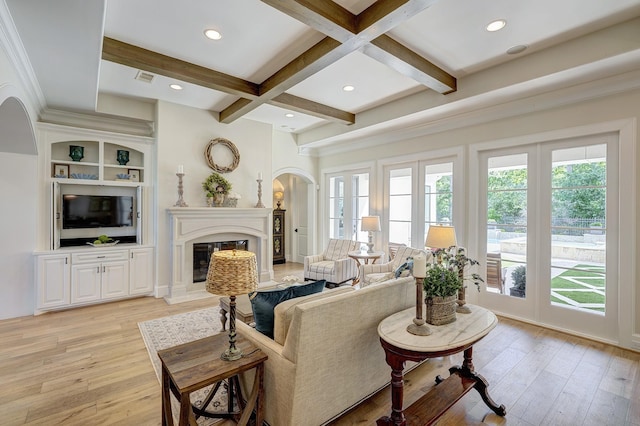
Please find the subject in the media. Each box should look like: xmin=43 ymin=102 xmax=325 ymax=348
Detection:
xmin=348 ymin=250 xmax=385 ymax=285
xmin=376 ymin=304 xmax=506 ymax=425
xmin=158 ymin=332 xmax=267 ymax=426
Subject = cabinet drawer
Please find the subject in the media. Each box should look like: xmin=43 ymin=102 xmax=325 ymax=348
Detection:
xmin=72 ymin=250 xmax=129 ymax=264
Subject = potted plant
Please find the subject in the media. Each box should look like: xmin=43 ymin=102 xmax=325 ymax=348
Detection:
xmin=202 ymin=172 xmax=232 ymax=206
xmin=423 ymin=247 xmax=483 ymax=325
xmin=509 ymin=265 xmax=526 ymax=298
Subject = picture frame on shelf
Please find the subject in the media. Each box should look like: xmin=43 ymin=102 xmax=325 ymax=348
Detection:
xmin=128 ymin=169 xmax=140 ymax=182
xmin=53 ymin=164 xmax=69 ymax=178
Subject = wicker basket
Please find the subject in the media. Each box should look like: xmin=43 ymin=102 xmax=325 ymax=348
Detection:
xmin=425 ymin=295 xmax=457 ymax=325
xmin=223 ymin=197 xmax=238 ymax=207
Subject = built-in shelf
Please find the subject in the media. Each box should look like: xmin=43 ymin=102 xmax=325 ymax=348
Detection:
xmin=50 ymin=140 xmax=145 ymax=184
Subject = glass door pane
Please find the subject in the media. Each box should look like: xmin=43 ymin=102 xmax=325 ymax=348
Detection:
xmin=486 ymin=154 xmax=528 ymax=297
xmin=389 ymin=168 xmax=412 ymax=246
xmin=424 ymin=162 xmax=453 ymax=242
xmin=352 ymin=173 xmax=370 ymax=242
xmin=550 ymin=144 xmax=606 ymax=314
xmin=329 ymin=176 xmax=344 ymax=239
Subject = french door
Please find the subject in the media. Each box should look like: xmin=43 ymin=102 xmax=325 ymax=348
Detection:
xmin=327 ymin=171 xmax=371 ymax=243
xmin=477 ymin=133 xmax=619 ymax=340
xmin=383 ymin=153 xmax=461 ymax=249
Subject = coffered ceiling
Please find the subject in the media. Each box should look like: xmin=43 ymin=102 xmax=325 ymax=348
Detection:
xmin=6 ymin=0 xmax=640 ymax=151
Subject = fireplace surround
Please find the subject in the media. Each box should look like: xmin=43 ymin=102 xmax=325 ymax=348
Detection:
xmin=166 ymin=207 xmax=272 ymax=303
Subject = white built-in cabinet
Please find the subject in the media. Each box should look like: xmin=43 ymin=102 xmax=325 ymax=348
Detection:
xmin=129 ymin=247 xmax=154 ymax=295
xmin=35 ymin=123 xmax=156 ymax=314
xmin=36 ymin=253 xmax=71 ymax=309
xmin=36 ymin=247 xmax=154 ymax=314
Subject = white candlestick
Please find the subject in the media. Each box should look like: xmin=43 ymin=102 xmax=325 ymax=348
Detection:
xmin=177 ymin=165 xmax=184 ymax=174
xmin=257 ymin=172 xmax=262 ymax=180
xmin=413 ymin=253 xmax=427 ymax=277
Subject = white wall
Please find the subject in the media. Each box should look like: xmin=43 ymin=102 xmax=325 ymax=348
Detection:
xmin=0 ymin=152 xmax=37 ymax=319
xmin=154 ymin=101 xmax=274 ymax=296
xmin=0 ymin=16 xmax=40 ymax=318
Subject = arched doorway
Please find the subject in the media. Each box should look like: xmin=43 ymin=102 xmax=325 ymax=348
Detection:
xmin=272 ymin=168 xmax=316 ymax=264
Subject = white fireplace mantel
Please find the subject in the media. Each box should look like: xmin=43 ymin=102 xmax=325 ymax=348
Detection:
xmin=166 ymin=207 xmax=273 ymax=303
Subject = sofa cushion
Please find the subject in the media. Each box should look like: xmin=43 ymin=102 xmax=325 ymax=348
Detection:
xmin=249 ymin=280 xmax=326 ymax=338
xmin=273 ymin=286 xmax=355 ymax=345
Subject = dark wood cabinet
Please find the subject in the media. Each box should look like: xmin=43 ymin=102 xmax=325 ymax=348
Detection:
xmin=273 ymin=209 xmax=286 ymax=264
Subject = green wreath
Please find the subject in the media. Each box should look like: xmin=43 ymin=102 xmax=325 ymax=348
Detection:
xmin=202 ymin=172 xmax=232 ymax=196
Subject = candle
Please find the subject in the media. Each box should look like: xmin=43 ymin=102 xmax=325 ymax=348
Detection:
xmin=258 ymin=172 xmax=263 ymax=180
xmin=412 ymin=253 xmax=427 ymax=277
xmin=177 ymin=165 xmax=184 ymax=174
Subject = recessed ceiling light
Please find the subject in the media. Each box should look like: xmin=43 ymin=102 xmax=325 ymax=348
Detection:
xmin=169 ymin=84 xmax=183 ymax=90
xmin=285 ymin=113 xmax=295 ymax=118
xmin=507 ymin=45 xmax=528 ymax=55
xmin=343 ymin=85 xmax=355 ymax=92
xmin=204 ymin=29 xmax=222 ymax=40
xmin=486 ymin=19 xmax=506 ymax=32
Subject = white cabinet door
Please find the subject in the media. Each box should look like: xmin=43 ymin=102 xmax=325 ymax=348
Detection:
xmin=129 ymin=247 xmax=154 ymax=295
xmin=101 ymin=260 xmax=129 ymax=299
xmin=36 ymin=254 xmax=70 ymax=309
xmin=71 ymin=263 xmax=102 ymax=303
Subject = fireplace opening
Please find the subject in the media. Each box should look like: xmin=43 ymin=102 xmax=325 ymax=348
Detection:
xmin=192 ymin=240 xmax=249 ymax=283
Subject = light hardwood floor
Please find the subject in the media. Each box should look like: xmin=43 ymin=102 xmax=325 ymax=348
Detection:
xmin=1 ymin=262 xmax=639 ymax=425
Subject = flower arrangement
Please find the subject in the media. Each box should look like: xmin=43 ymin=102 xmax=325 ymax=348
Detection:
xmin=202 ymin=172 xmax=232 ymax=197
xmin=423 ymin=247 xmax=484 ymax=298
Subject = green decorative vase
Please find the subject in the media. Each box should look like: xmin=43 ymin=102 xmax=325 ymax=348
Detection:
xmin=69 ymin=145 xmax=84 ymax=162
xmin=116 ymin=150 xmax=130 ymax=165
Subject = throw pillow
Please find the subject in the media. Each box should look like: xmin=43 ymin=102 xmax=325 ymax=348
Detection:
xmin=394 ymin=257 xmax=414 ymax=278
xmin=249 ymin=280 xmax=326 ymax=338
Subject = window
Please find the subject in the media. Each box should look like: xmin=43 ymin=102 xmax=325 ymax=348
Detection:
xmin=328 ymin=176 xmax=344 ymax=239
xmin=385 ymin=158 xmax=458 ymax=249
xmin=424 ymin=162 xmax=454 ymax=242
xmin=486 ymin=153 xmax=528 ymax=297
xmin=389 ymin=168 xmax=412 ymax=246
xmin=550 ymin=144 xmax=606 ymax=313
xmin=327 ymin=171 xmax=370 ymax=242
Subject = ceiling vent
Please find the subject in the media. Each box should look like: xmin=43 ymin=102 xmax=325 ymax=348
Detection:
xmin=135 ymin=70 xmax=155 ymax=83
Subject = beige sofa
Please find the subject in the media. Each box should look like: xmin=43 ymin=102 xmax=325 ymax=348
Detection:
xmin=237 ymin=274 xmax=418 ymax=426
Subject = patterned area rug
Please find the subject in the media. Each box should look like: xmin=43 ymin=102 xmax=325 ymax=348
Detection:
xmin=138 ymin=307 xmax=230 ymax=425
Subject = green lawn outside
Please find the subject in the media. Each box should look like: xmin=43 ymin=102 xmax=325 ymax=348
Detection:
xmin=550 ymin=264 xmax=605 ymax=312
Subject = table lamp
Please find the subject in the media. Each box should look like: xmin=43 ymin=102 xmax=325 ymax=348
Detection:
xmin=361 ymin=215 xmax=381 ymax=253
xmin=274 ymin=191 xmax=284 ymax=209
xmin=425 ymin=225 xmax=470 ymax=314
xmin=206 ymin=250 xmax=258 ymax=361
xmin=425 ymin=224 xmax=457 ymax=251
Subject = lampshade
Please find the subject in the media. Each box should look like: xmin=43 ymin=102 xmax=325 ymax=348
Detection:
xmin=274 ymin=191 xmax=284 ymax=201
xmin=425 ymin=225 xmax=457 ymax=249
xmin=361 ymin=216 xmax=381 ymax=232
xmin=206 ymin=250 xmax=258 ymax=296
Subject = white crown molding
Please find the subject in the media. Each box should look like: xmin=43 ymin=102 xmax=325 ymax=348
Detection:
xmin=0 ymin=1 xmax=46 ymax=114
xmin=39 ymin=108 xmax=155 ymax=138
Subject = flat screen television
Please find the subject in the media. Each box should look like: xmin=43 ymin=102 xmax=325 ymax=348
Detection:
xmin=62 ymin=194 xmax=134 ymax=229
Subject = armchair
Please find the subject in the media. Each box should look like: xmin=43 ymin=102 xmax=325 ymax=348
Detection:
xmin=304 ymin=239 xmax=359 ymax=286
xmin=360 ymin=245 xmax=429 ymax=286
